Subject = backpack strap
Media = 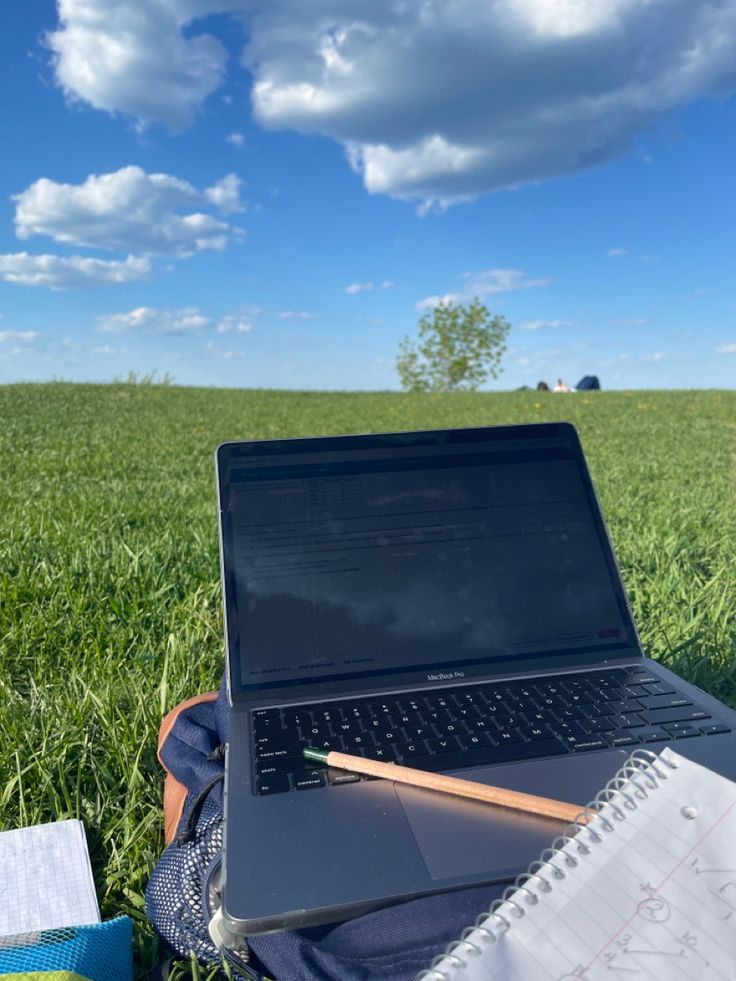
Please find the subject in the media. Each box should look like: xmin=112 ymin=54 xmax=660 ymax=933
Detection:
xmin=158 ymin=692 xmax=219 ymax=844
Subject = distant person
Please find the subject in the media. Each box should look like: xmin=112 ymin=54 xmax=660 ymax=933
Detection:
xmin=575 ymin=375 xmax=601 ymax=391
xmin=536 ymin=380 xmax=550 ymax=391
xmin=553 ymin=378 xmax=571 ymax=392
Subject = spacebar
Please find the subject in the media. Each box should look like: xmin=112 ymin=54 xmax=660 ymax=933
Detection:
xmin=400 ymin=738 xmax=569 ymax=773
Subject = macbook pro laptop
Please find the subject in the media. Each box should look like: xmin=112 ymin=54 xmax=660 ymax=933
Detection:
xmin=214 ymin=422 xmax=736 ymax=937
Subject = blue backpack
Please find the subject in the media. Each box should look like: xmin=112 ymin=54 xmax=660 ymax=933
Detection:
xmin=145 ymin=680 xmax=505 ymax=981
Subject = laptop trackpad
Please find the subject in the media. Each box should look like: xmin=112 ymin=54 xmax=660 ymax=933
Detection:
xmin=396 ymin=751 xmax=627 ymax=881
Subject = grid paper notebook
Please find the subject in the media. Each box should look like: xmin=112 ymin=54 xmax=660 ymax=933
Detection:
xmin=0 ymin=819 xmax=99 ymax=936
xmin=419 ymin=748 xmax=736 ymax=980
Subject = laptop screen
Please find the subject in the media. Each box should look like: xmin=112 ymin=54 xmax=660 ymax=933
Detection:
xmin=217 ymin=423 xmax=640 ymax=696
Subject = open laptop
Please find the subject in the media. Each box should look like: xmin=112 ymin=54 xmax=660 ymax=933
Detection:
xmin=214 ymin=422 xmax=736 ymax=938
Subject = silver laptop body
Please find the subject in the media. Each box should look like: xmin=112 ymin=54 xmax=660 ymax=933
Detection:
xmin=215 ymin=422 xmax=736 ymax=935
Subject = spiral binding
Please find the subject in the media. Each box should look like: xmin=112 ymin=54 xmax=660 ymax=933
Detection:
xmin=416 ymin=749 xmax=679 ymax=981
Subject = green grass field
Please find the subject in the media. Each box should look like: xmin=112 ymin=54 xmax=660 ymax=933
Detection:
xmin=1 ymin=382 xmax=735 ymax=975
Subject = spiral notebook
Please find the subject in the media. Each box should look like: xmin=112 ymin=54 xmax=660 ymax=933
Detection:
xmin=419 ymin=748 xmax=736 ymax=980
xmin=0 ymin=819 xmax=99 ymax=937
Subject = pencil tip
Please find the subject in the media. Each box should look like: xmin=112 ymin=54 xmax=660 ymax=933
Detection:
xmin=303 ymin=746 xmax=329 ymax=764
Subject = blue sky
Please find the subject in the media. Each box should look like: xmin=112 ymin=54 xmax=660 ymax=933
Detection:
xmin=0 ymin=0 xmax=734 ymax=391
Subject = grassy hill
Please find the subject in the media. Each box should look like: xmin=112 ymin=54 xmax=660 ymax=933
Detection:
xmin=1 ymin=382 xmax=734 ymax=973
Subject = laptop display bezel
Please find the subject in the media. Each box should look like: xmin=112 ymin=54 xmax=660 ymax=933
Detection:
xmin=216 ymin=422 xmax=644 ymax=705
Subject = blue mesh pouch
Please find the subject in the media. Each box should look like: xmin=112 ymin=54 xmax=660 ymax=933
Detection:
xmin=145 ymin=682 xmax=505 ymax=980
xmin=0 ymin=917 xmax=132 ymax=981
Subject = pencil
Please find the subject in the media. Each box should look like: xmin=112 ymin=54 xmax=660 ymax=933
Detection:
xmin=304 ymin=747 xmax=583 ymax=823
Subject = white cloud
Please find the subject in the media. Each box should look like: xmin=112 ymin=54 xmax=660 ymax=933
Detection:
xmin=345 ymin=280 xmax=393 ymax=295
xmin=0 ymin=330 xmax=38 ymax=343
xmin=47 ymin=0 xmax=232 ymax=129
xmin=207 ymin=340 xmax=246 ymax=359
xmin=609 ymin=317 xmax=649 ymax=326
xmin=641 ymin=351 xmax=667 ymax=362
xmin=278 ymin=310 xmax=314 ymax=319
xmin=97 ymin=306 xmax=210 ymax=334
xmin=416 ymin=293 xmax=462 ymax=311
xmin=216 ymin=314 xmax=254 ymax=333
xmin=520 ymin=319 xmax=574 ymax=330
xmin=0 ymin=253 xmax=150 ymax=289
xmin=90 ymin=344 xmax=126 ymax=354
xmin=203 ymin=173 xmax=245 ymax=214
xmin=226 ymin=132 xmax=245 ymax=147
xmin=466 ymin=269 xmax=551 ymax=294
xmin=607 ymin=248 xmax=628 ymax=257
xmin=716 ymin=342 xmax=736 ymax=353
xmin=417 ymin=268 xmax=549 ymax=309
xmin=49 ymin=1 xmax=736 ymax=206
xmin=13 ymin=166 xmax=243 ymax=257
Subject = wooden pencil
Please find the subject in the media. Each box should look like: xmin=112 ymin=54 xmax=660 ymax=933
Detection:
xmin=304 ymin=747 xmax=584 ymax=823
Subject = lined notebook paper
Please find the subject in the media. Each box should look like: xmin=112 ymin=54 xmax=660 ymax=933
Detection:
xmin=420 ymin=748 xmax=736 ymax=980
xmin=0 ymin=819 xmax=99 ymax=936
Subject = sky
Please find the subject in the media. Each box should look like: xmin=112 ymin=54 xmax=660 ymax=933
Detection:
xmin=0 ymin=0 xmax=734 ymax=391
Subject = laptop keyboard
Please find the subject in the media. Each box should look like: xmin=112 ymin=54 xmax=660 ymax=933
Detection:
xmin=252 ymin=665 xmax=729 ymax=795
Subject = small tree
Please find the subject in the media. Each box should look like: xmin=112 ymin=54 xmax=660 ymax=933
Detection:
xmin=396 ymin=298 xmax=510 ymax=392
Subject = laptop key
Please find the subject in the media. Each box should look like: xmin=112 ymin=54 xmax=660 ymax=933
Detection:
xmin=435 ymin=722 xmax=470 ymax=739
xmin=294 ymin=770 xmax=326 ymax=790
xmin=395 ymin=712 xmax=423 ymax=727
xmin=403 ymin=725 xmax=436 ymax=742
xmin=700 ymin=724 xmax=731 ymax=736
xmin=375 ymin=729 xmax=403 ymax=745
xmin=526 ymin=709 xmax=559 ymax=725
xmin=327 ymin=769 xmax=362 ymax=786
xmin=454 ymin=706 xmax=482 ymax=721
xmin=550 ymin=720 xmax=585 ymax=736
xmin=604 ymin=731 xmax=639 ymax=748
xmin=366 ymin=716 xmax=398 ymax=730
xmin=303 ymin=725 xmax=332 ymax=740
xmin=613 ymin=713 xmax=647 ymax=729
xmin=363 ymin=744 xmax=399 ymax=763
xmin=564 ymin=736 xmax=608 ymax=752
xmin=640 ymin=681 xmax=676 ymax=695
xmin=403 ymin=737 xmax=569 ymax=773
xmin=587 ymin=717 xmax=616 ymax=732
xmin=622 ymin=685 xmax=650 ymax=698
xmin=556 ymin=706 xmax=587 ymax=721
xmin=393 ymin=740 xmax=430 ymax=759
xmin=639 ymin=694 xmax=693 ymax=711
xmin=343 ymin=704 xmax=372 ymax=719
xmin=344 ymin=733 xmax=374 ymax=750
xmin=638 ymin=729 xmax=672 ymax=742
xmin=253 ymin=708 xmax=281 ymax=722
xmin=335 ymin=721 xmax=362 ymax=734
xmin=282 ymin=711 xmax=312 ymax=727
xmin=463 ymin=732 xmax=495 ymax=749
xmin=564 ymin=691 xmax=596 ymax=706
xmin=253 ymin=715 xmax=285 ymax=733
xmin=517 ymin=724 xmax=554 ymax=741
xmin=256 ymin=774 xmax=290 ymax=795
xmin=644 ymin=707 xmax=711 ymax=725
xmin=256 ymin=756 xmax=312 ymax=776
xmin=254 ymin=731 xmax=295 ymax=748
xmin=257 ymin=742 xmax=306 ymax=760
xmin=589 ymin=703 xmax=614 ymax=716
xmin=663 ymin=720 xmax=704 ymax=733
xmin=602 ymin=699 xmax=644 ymax=714
xmin=671 ymin=727 xmax=702 ymax=739
xmin=425 ymin=737 xmax=464 ymax=753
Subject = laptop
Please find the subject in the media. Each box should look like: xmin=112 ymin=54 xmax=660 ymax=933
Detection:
xmin=213 ymin=422 xmax=736 ymax=937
